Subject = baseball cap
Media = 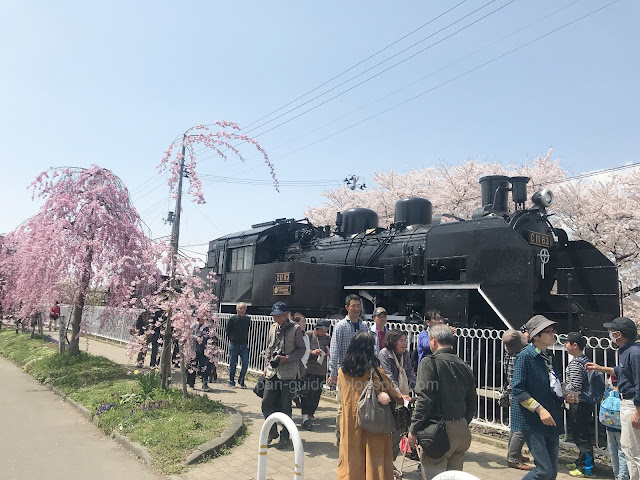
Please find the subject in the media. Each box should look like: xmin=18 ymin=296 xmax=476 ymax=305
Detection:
xmin=270 ymin=301 xmax=288 ymax=316
xmin=561 ymin=331 xmax=586 ymax=350
xmin=315 ymin=319 xmax=331 ymax=330
xmin=525 ymin=314 xmax=558 ymax=338
xmin=603 ymin=317 xmax=638 ymax=339
xmin=502 ymin=329 xmax=527 ymax=354
xmin=373 ymin=306 xmax=387 ymax=317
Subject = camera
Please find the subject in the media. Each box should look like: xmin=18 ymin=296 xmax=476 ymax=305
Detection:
xmin=270 ymin=350 xmax=284 ymax=369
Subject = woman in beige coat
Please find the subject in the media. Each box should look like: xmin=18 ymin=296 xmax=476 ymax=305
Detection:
xmin=338 ymin=331 xmax=405 ymax=480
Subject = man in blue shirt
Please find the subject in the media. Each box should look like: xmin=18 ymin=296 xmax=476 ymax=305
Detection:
xmin=587 ymin=317 xmax=640 ymax=480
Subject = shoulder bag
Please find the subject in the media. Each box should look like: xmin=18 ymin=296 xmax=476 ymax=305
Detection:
xmin=358 ymin=367 xmax=397 ymax=434
xmin=415 ymin=355 xmax=450 ymax=458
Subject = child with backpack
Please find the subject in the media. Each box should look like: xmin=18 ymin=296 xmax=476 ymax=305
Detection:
xmin=563 ymin=332 xmax=605 ymax=477
xmin=600 ymin=377 xmax=629 ymax=480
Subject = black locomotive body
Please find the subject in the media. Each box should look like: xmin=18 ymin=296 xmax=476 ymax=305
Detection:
xmin=204 ymin=175 xmax=619 ymax=333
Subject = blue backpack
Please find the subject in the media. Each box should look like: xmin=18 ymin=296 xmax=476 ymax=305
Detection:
xmin=599 ymin=388 xmax=621 ymax=428
xmin=581 ymin=370 xmax=605 ymax=404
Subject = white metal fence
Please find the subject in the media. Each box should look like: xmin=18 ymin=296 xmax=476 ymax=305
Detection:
xmin=75 ymin=308 xmax=619 ymax=451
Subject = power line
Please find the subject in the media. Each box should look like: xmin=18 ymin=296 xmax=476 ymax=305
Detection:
xmin=239 ymin=0 xmax=472 ymax=131
xmin=192 ymin=0 xmax=517 ymax=167
xmin=222 ymin=0 xmax=624 ymax=179
xmin=241 ymin=0 xmax=514 ymax=139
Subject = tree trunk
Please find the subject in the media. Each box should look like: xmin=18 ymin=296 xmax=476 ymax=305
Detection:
xmin=160 ymin=312 xmax=173 ymax=389
xmin=69 ymin=248 xmax=93 ymax=356
xmin=180 ymin=350 xmax=188 ymax=397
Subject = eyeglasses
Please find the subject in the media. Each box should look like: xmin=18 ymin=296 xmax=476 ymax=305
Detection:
xmin=540 ymin=327 xmax=556 ymax=335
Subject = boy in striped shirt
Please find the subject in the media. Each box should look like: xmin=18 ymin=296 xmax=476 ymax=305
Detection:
xmin=563 ymin=332 xmax=594 ymax=477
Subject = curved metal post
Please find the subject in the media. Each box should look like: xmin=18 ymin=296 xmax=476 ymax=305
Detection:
xmin=257 ymin=412 xmax=304 ymax=480
xmin=432 ymin=471 xmax=480 ymax=480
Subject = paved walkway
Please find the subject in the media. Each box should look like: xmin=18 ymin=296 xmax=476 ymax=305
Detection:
xmin=0 ymin=355 xmax=165 ymax=480
xmin=81 ymin=337 xmax=587 ymax=480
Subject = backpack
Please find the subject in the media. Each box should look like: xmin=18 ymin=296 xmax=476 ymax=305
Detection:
xmin=580 ymin=370 xmax=606 ymax=404
xmin=599 ymin=388 xmax=621 ymax=428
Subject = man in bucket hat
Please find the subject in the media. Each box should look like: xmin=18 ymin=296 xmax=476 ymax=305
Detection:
xmin=511 ymin=315 xmax=579 ymax=480
xmin=587 ymin=317 xmax=640 ymax=480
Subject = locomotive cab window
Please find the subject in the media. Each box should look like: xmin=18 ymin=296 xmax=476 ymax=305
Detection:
xmin=227 ymin=246 xmax=254 ymax=272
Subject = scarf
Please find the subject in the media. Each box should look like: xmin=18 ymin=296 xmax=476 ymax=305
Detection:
xmin=392 ymin=351 xmax=410 ymax=395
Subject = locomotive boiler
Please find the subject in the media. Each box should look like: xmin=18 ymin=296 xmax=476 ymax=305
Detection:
xmin=203 ymin=175 xmax=620 ymax=333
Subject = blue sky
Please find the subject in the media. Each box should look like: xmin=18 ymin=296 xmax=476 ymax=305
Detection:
xmin=1 ymin=1 xmax=638 ymax=262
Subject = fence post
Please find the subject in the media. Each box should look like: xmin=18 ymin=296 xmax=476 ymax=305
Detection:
xmin=59 ymin=316 xmax=66 ymax=354
xmin=257 ymin=412 xmax=304 ymax=480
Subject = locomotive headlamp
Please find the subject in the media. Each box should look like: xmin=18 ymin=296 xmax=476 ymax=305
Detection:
xmin=532 ymin=189 xmax=554 ymax=208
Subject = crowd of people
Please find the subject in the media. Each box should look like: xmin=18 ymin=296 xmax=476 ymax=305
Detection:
xmin=101 ymin=294 xmax=640 ymax=480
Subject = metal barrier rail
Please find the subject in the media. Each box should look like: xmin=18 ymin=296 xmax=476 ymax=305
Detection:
xmin=69 ymin=307 xmax=619 ymax=451
xmin=257 ymin=413 xmax=304 ymax=480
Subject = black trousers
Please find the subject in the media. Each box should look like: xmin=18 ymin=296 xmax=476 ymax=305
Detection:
xmin=262 ymin=377 xmax=296 ymax=440
xmin=301 ymin=373 xmax=325 ymax=416
xmin=149 ymin=333 xmax=160 ymax=367
xmin=187 ymin=351 xmax=212 ymax=386
xmin=569 ymin=402 xmax=594 ymax=471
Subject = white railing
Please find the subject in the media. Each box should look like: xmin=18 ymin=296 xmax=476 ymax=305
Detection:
xmin=73 ymin=308 xmax=619 ymax=451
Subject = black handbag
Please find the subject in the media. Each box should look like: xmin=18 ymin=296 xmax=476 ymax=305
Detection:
xmin=394 ymin=404 xmax=412 ymax=432
xmin=415 ymin=356 xmax=450 ymax=458
xmin=253 ymin=374 xmax=266 ymax=398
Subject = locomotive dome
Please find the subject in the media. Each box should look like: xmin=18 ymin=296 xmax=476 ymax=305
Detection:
xmin=340 ymin=207 xmax=379 ymax=235
xmin=394 ymin=197 xmax=433 ymax=226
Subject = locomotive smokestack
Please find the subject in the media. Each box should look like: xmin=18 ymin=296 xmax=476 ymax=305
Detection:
xmin=479 ymin=175 xmax=510 ymax=213
xmin=510 ymin=176 xmax=529 ymax=210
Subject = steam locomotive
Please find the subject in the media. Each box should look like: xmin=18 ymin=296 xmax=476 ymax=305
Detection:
xmin=203 ymin=175 xmax=620 ymax=333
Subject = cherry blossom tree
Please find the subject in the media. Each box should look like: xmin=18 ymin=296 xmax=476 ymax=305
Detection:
xmin=555 ymin=169 xmax=640 ymax=319
xmin=155 ymin=122 xmax=275 ymax=387
xmin=306 ymin=150 xmax=565 ymax=227
xmin=0 ymin=165 xmax=162 ymax=355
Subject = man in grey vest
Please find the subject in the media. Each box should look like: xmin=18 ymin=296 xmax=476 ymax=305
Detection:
xmin=262 ymin=301 xmax=306 ymax=450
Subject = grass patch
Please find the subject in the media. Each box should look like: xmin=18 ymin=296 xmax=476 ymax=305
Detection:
xmin=0 ymin=330 xmax=230 ymax=474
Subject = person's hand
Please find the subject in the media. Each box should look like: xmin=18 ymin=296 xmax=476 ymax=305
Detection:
xmin=277 ymin=355 xmax=287 ymax=364
xmin=407 ymin=432 xmax=418 ymax=450
xmin=311 ymin=349 xmax=323 ymax=356
xmin=585 ymin=362 xmax=601 ymax=372
xmin=632 ymin=408 xmax=640 ymax=430
xmin=449 ymin=326 xmax=457 ymax=334
xmin=537 ymin=406 xmax=556 ymax=426
xmin=327 ymin=376 xmax=337 ymax=388
xmin=565 ymin=392 xmax=580 ymax=404
xmin=402 ymin=395 xmax=413 ymax=404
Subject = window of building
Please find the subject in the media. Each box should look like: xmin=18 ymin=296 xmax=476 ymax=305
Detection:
xmin=228 ymin=246 xmax=254 ymax=272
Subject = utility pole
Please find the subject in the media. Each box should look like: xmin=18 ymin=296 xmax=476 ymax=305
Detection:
xmin=160 ymin=135 xmax=186 ymax=389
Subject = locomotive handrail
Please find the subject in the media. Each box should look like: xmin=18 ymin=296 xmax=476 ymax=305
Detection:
xmin=257 ymin=412 xmax=304 ymax=480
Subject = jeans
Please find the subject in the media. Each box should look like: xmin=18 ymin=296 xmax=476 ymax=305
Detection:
xmin=522 ymin=432 xmax=559 ymax=480
xmin=507 ymin=429 xmax=527 ymax=463
xmin=261 ymin=377 xmax=296 ymax=441
xmin=607 ymin=429 xmax=630 ymax=480
xmin=228 ymin=342 xmax=249 ymax=386
xmin=568 ymin=402 xmax=594 ymax=472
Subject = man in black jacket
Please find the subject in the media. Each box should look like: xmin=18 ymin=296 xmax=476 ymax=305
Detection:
xmin=226 ymin=302 xmax=251 ymax=388
xmin=408 ymin=324 xmax=477 ymax=479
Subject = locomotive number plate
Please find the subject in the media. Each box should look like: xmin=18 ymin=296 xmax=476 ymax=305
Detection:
xmin=275 ymin=272 xmax=293 ymax=283
xmin=273 ymin=284 xmax=292 ymax=295
xmin=528 ymin=231 xmax=551 ymax=248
